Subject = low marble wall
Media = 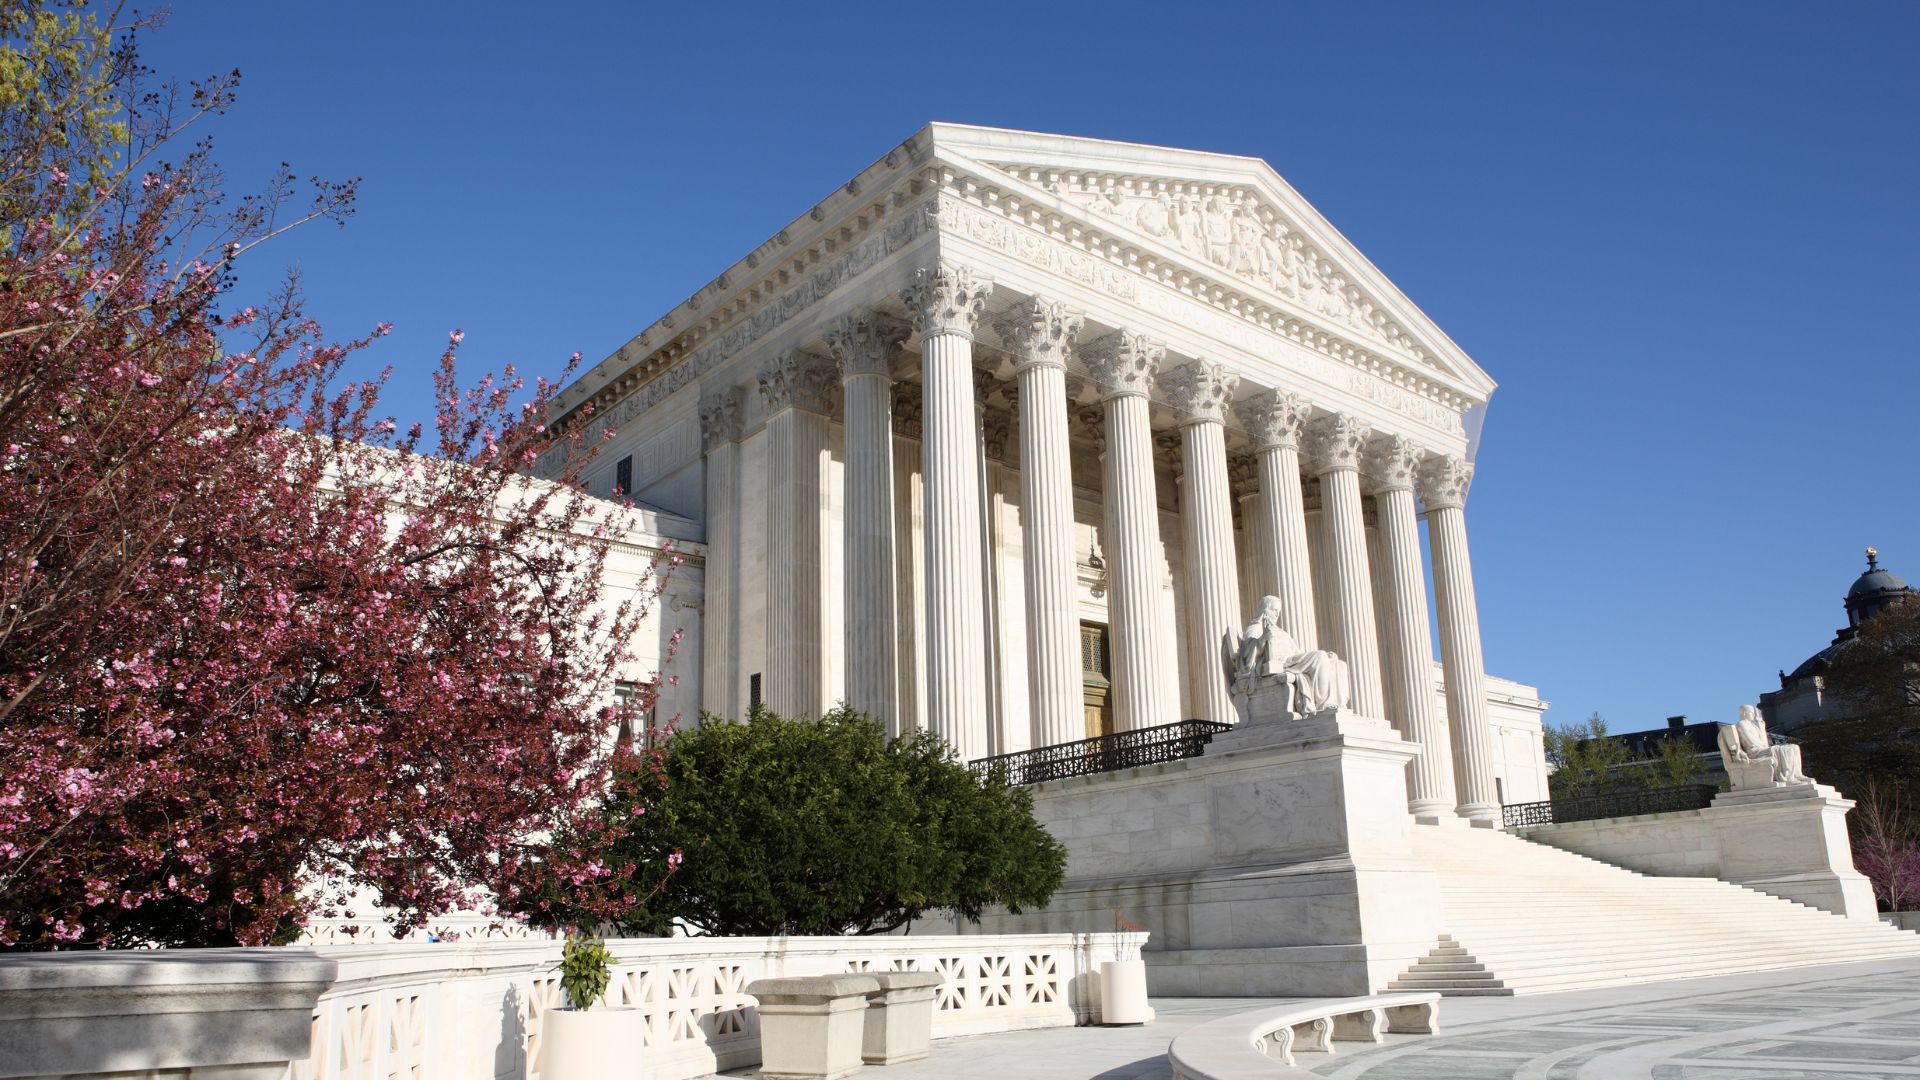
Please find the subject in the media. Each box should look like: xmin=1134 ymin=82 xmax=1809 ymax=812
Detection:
xmin=1515 ymin=783 xmax=1877 ymax=919
xmin=1514 ymin=810 xmax=1723 ymax=878
xmin=0 ymin=949 xmax=336 ymax=1080
xmin=292 ymin=932 xmax=1139 ymax=1080
xmin=972 ymin=707 xmax=1440 ymax=997
xmin=0 ymin=933 xmax=1137 ymax=1080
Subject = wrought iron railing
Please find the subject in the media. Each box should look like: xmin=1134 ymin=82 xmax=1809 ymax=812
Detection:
xmin=972 ymin=719 xmax=1233 ymax=786
xmin=1502 ymin=783 xmax=1719 ymax=828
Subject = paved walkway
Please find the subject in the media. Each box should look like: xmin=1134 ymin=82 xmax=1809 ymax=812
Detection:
xmin=771 ymin=957 xmax=1920 ymax=1079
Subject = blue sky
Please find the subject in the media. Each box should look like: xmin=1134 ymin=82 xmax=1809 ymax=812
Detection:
xmin=142 ymin=1 xmax=1918 ymax=734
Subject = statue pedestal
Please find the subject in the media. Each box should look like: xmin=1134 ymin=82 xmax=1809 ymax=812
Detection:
xmin=969 ymin=686 xmax=1435 ymax=996
xmin=1707 ymin=783 xmax=1878 ymax=920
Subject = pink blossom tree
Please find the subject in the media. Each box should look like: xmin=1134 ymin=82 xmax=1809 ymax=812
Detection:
xmin=0 ymin=2 xmax=675 ymax=947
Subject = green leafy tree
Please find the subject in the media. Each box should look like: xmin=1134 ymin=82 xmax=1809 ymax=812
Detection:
xmin=1639 ymin=734 xmax=1709 ymax=791
xmin=1544 ymin=713 xmax=1631 ymax=799
xmin=576 ymin=707 xmax=1066 ymax=937
xmin=1544 ymin=712 xmax=1706 ymax=799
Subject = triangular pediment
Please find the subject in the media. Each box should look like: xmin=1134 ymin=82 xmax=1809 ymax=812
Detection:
xmin=923 ymin=125 xmax=1495 ymax=402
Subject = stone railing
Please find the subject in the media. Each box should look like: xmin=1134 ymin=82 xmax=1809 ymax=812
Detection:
xmin=290 ymin=932 xmax=1144 ymax=1080
xmin=1501 ymin=784 xmax=1719 ymax=828
xmin=972 ymin=720 xmax=1231 ymax=786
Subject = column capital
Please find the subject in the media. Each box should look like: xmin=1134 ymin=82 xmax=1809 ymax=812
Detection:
xmin=1159 ymin=359 xmax=1239 ymax=426
xmin=982 ymin=407 xmax=1013 ymax=461
xmin=1153 ymin=431 xmax=1183 ymax=474
xmin=758 ymin=348 xmax=838 ymax=414
xmin=1228 ymin=454 xmax=1260 ymax=499
xmin=1365 ymin=433 xmax=1426 ymax=494
xmin=901 ymin=265 xmax=992 ymax=339
xmin=1235 ymin=389 xmax=1311 ymax=451
xmin=1420 ymin=454 xmax=1474 ymax=511
xmin=995 ymin=296 xmax=1084 ymax=373
xmin=893 ymin=381 xmax=924 ymax=440
xmin=1081 ymin=329 xmax=1165 ymax=400
xmin=1306 ymin=413 xmax=1371 ymax=473
xmin=700 ymin=386 xmax=744 ymax=451
xmin=825 ymin=311 xmax=910 ymax=380
xmin=1074 ymin=405 xmax=1107 ymax=454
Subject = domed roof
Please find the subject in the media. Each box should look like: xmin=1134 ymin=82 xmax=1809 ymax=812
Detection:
xmin=1848 ymin=559 xmax=1908 ymax=600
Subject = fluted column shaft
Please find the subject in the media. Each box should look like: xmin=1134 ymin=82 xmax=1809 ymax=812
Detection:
xmin=758 ymin=350 xmax=836 ymax=718
xmin=1000 ymin=299 xmax=1084 ymax=749
xmin=902 ymin=268 xmax=993 ymax=760
xmin=1309 ymin=415 xmax=1385 ymax=719
xmin=1424 ymin=455 xmax=1501 ymax=824
xmin=1370 ymin=438 xmax=1456 ymax=819
xmin=1086 ymin=331 xmax=1174 ymax=731
xmin=1237 ymin=391 xmax=1318 ymax=649
xmin=1165 ymin=361 xmax=1241 ymax=726
xmin=699 ymin=390 xmax=743 ymax=719
xmin=827 ymin=314 xmax=905 ymax=729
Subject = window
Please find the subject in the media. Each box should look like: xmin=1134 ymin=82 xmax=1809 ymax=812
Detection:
xmin=748 ymin=673 xmax=762 ymax=713
xmin=614 ymin=455 xmax=633 ymax=496
xmin=613 ymin=680 xmax=658 ymax=747
xmin=1080 ymin=624 xmax=1111 ymax=679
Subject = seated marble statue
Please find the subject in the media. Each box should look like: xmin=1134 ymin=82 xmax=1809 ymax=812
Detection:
xmin=1716 ymin=704 xmax=1810 ymax=788
xmin=1230 ymin=595 xmax=1350 ymax=714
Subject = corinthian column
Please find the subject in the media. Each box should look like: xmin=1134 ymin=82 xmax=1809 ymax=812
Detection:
xmin=1083 ymin=331 xmax=1175 ymax=731
xmin=1422 ymin=455 xmax=1501 ymax=825
xmin=1235 ymin=390 xmax=1319 ymax=651
xmin=1162 ymin=359 xmax=1241 ymax=726
xmin=826 ymin=312 xmax=907 ymax=729
xmin=1307 ymin=414 xmax=1385 ymax=719
xmin=900 ymin=266 xmax=993 ymax=761
xmin=997 ymin=297 xmax=1085 ymax=749
xmin=757 ymin=349 xmax=837 ymax=719
xmin=1368 ymin=435 xmax=1456 ymax=821
xmin=699 ymin=387 xmax=743 ymax=719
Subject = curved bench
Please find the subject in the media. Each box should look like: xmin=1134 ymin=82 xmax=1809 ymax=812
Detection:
xmin=1167 ymin=992 xmax=1440 ymax=1079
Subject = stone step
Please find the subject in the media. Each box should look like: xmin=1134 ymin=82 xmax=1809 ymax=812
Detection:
xmin=1385 ymin=982 xmax=1514 ymax=997
xmin=1403 ymin=826 xmax=1906 ymax=995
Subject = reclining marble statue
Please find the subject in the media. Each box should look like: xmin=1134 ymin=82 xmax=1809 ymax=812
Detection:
xmin=1717 ymin=704 xmax=1811 ymax=790
xmin=1227 ymin=595 xmax=1351 ymax=723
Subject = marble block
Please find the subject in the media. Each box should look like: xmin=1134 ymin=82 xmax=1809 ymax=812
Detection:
xmin=973 ymin=702 xmax=1437 ymax=996
xmin=1708 ymin=783 xmax=1878 ymax=920
xmin=747 ymin=975 xmax=880 ymax=1080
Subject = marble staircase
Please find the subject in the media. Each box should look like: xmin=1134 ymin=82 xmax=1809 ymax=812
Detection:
xmin=1390 ymin=824 xmax=1920 ymax=995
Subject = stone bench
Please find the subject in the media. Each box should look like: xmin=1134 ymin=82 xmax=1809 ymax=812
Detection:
xmin=747 ymin=974 xmax=881 ymax=1080
xmin=861 ymin=971 xmax=943 ymax=1065
xmin=1166 ymin=992 xmax=1440 ymax=1078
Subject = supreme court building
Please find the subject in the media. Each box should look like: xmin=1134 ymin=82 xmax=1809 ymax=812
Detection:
xmin=547 ymin=125 xmax=1549 ymax=820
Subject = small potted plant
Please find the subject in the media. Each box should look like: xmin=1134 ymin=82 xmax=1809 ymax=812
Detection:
xmin=540 ymin=933 xmax=643 ymax=1080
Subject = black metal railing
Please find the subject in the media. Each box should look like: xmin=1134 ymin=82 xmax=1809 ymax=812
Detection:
xmin=1502 ymin=783 xmax=1719 ymax=828
xmin=972 ymin=719 xmax=1233 ymax=786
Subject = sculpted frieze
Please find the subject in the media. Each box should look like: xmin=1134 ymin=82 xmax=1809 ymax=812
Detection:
xmin=986 ymin=163 xmax=1430 ymax=365
xmin=939 ymin=191 xmax=1465 ymax=440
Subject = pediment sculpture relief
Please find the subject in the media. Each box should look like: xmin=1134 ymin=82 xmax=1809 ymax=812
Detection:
xmin=994 ymin=164 xmax=1422 ymax=358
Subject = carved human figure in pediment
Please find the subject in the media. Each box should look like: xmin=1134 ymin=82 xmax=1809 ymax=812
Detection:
xmin=1717 ymin=704 xmax=1811 ymax=790
xmin=1230 ymin=595 xmax=1350 ymax=715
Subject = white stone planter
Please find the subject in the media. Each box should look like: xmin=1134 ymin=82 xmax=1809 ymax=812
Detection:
xmin=540 ymin=1005 xmax=644 ymax=1080
xmin=1099 ymin=958 xmax=1153 ymax=1025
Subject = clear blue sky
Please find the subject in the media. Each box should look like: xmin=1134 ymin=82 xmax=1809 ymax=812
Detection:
xmin=142 ymin=1 xmax=1917 ymax=734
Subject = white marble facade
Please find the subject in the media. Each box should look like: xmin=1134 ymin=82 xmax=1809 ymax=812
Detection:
xmin=546 ymin=125 xmax=1548 ymax=822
